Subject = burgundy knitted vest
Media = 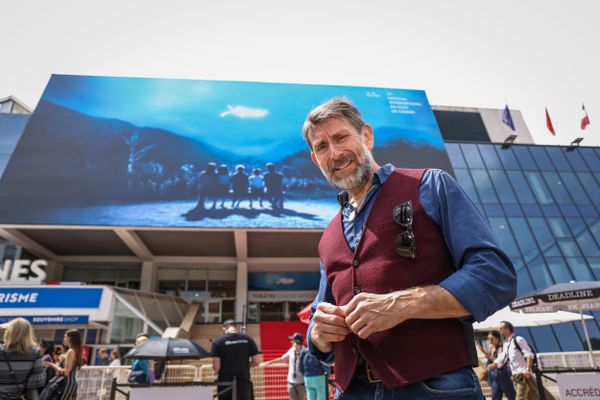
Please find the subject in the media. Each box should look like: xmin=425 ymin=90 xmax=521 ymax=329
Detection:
xmin=318 ymin=168 xmax=471 ymax=391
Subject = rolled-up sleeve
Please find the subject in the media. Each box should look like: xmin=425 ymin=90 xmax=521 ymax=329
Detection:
xmin=307 ymin=260 xmax=336 ymax=362
xmin=515 ymin=337 xmax=535 ymax=359
xmin=420 ymin=169 xmax=517 ymax=322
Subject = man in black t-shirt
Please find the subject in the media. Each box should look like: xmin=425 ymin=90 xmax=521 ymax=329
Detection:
xmin=211 ymin=319 xmax=260 ymax=400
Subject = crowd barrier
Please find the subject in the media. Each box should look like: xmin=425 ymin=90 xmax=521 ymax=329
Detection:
xmin=78 ymin=355 xmax=598 ymax=400
xmin=75 ymin=363 xmax=334 ymax=400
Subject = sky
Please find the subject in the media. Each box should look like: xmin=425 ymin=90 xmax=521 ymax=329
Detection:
xmin=1 ymin=0 xmax=599 ymax=146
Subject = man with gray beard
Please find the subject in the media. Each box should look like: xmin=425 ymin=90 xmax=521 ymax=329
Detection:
xmin=303 ymin=97 xmax=516 ymax=399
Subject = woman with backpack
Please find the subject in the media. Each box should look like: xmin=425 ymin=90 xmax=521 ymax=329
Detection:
xmin=0 ymin=318 xmax=46 ymax=400
xmin=44 ymin=330 xmax=83 ymax=400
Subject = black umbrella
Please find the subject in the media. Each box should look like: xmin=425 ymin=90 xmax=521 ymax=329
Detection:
xmin=511 ymin=281 xmax=600 ymax=367
xmin=123 ymin=338 xmax=211 ymax=360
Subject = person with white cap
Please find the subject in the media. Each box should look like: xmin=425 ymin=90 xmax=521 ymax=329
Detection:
xmin=261 ymin=332 xmax=306 ymax=400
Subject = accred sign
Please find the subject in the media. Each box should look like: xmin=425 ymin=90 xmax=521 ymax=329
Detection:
xmin=0 ymin=260 xmax=47 ymax=285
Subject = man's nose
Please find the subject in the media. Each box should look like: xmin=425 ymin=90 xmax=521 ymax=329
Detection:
xmin=329 ymin=144 xmax=343 ymax=160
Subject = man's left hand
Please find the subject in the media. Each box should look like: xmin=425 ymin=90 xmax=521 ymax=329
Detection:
xmin=341 ymin=291 xmax=416 ymax=339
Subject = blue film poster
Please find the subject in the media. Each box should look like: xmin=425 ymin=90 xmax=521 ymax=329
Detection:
xmin=0 ymin=75 xmax=453 ymax=229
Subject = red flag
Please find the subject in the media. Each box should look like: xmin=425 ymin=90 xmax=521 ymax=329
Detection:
xmin=581 ymin=103 xmax=591 ymax=130
xmin=546 ymin=108 xmax=556 ymax=136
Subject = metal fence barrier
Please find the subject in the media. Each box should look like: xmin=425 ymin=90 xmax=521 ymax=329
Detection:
xmin=77 ymin=355 xmax=597 ymax=400
xmin=76 ymin=364 xmax=334 ymax=400
xmin=537 ymin=351 xmax=600 ymax=371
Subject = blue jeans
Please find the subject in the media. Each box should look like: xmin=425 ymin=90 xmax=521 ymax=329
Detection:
xmin=336 ymin=367 xmax=484 ymax=400
xmin=305 ymin=375 xmax=328 ymax=400
xmin=490 ymin=368 xmax=516 ymax=400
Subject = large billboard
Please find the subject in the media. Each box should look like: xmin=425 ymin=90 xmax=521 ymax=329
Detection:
xmin=0 ymin=75 xmax=452 ymax=229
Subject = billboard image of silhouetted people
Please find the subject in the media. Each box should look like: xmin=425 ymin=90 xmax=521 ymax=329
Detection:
xmin=0 ymin=75 xmax=453 ymax=229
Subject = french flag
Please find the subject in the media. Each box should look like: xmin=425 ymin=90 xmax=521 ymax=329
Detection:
xmin=581 ymin=103 xmax=591 ymax=130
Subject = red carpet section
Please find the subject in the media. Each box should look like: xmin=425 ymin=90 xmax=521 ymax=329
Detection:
xmin=259 ymin=321 xmax=309 ymax=360
xmin=259 ymin=321 xmax=309 ymax=400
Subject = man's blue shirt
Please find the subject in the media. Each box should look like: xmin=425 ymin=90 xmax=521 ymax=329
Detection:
xmin=308 ymin=164 xmax=516 ymax=358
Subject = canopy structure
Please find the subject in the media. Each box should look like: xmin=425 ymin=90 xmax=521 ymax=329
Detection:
xmin=474 ymin=306 xmax=592 ymax=331
xmin=511 ymin=281 xmax=600 ymax=367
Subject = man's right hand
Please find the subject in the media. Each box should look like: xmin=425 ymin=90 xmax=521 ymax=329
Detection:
xmin=310 ymin=302 xmax=350 ymax=353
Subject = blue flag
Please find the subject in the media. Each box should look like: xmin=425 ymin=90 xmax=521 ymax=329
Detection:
xmin=502 ymin=104 xmax=516 ymax=131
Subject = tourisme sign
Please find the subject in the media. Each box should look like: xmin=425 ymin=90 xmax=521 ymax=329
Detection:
xmin=0 ymin=287 xmax=103 ymax=308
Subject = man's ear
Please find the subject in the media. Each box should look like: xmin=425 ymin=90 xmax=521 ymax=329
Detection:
xmin=310 ymin=151 xmax=320 ymax=167
xmin=362 ymin=124 xmax=374 ymax=149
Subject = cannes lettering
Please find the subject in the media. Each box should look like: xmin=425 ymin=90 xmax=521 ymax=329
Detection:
xmin=0 ymin=260 xmax=47 ymax=284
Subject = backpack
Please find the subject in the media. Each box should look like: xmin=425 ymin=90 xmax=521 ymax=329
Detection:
xmin=512 ymin=336 xmax=538 ymax=370
xmin=39 ymin=375 xmax=66 ymax=400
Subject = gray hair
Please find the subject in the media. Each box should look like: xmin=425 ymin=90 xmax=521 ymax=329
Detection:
xmin=302 ymin=97 xmax=366 ymax=149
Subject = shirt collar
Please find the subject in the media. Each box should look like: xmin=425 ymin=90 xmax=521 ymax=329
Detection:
xmin=336 ymin=163 xmax=395 ymax=206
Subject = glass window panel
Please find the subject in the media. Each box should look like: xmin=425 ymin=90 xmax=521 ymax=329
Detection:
xmin=580 ymin=148 xmax=600 ymax=172
xmin=503 ymin=203 xmax=523 ymax=216
xmin=564 ymin=148 xmax=589 ymax=172
xmin=542 ymin=172 xmax=573 ymax=204
xmin=525 ymin=171 xmax=554 ymax=204
xmin=576 ymin=172 xmax=600 ymax=205
xmin=444 ymin=143 xmax=466 ymax=168
xmin=527 ymin=255 xmax=555 ymax=289
xmin=552 ymin=324 xmax=583 ymax=351
xmin=578 ymin=205 xmax=598 ymax=218
xmin=516 ymin=268 xmax=535 ymax=296
xmin=558 ymin=239 xmax=583 ymax=257
xmin=460 ymin=144 xmax=485 ymax=169
xmin=508 ymin=217 xmax=540 ymax=262
xmin=529 ymin=147 xmax=554 ymax=171
xmin=545 ymin=257 xmax=574 ymax=283
xmin=454 ymin=169 xmax=481 ymax=204
xmin=546 ymin=147 xmax=572 ymax=171
xmin=588 ymin=258 xmax=600 ymax=280
xmin=471 ymin=170 xmax=499 ymax=204
xmin=483 ymin=204 xmax=503 ymax=216
xmin=495 ymin=145 xmax=520 ymax=170
xmin=558 ymin=172 xmax=590 ymax=205
xmin=589 ymin=218 xmax=600 ymax=243
xmin=506 ymin=170 xmax=536 ymax=204
xmin=574 ymin=231 xmax=600 ymax=257
xmin=547 ymin=217 xmax=570 ymax=237
xmin=567 ymin=217 xmax=586 ymax=235
xmin=488 ymin=217 xmax=520 ymax=258
xmin=528 ymin=326 xmax=561 ymax=352
xmin=513 ymin=146 xmax=537 ymax=170
xmin=566 ymin=258 xmax=595 ymax=281
xmin=573 ymin=317 xmax=600 ymax=353
xmin=478 ymin=144 xmax=503 ymax=169
xmin=488 ymin=170 xmax=517 ymax=204
xmin=527 ymin=217 xmax=560 ymax=256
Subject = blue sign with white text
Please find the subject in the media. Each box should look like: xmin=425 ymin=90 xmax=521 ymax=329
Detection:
xmin=0 ymin=287 xmax=102 ymax=308
xmin=0 ymin=315 xmax=89 ymax=325
xmin=248 ymin=272 xmax=320 ymax=291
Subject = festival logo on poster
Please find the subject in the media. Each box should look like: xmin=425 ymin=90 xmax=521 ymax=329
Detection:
xmin=0 ymin=75 xmax=452 ymax=228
